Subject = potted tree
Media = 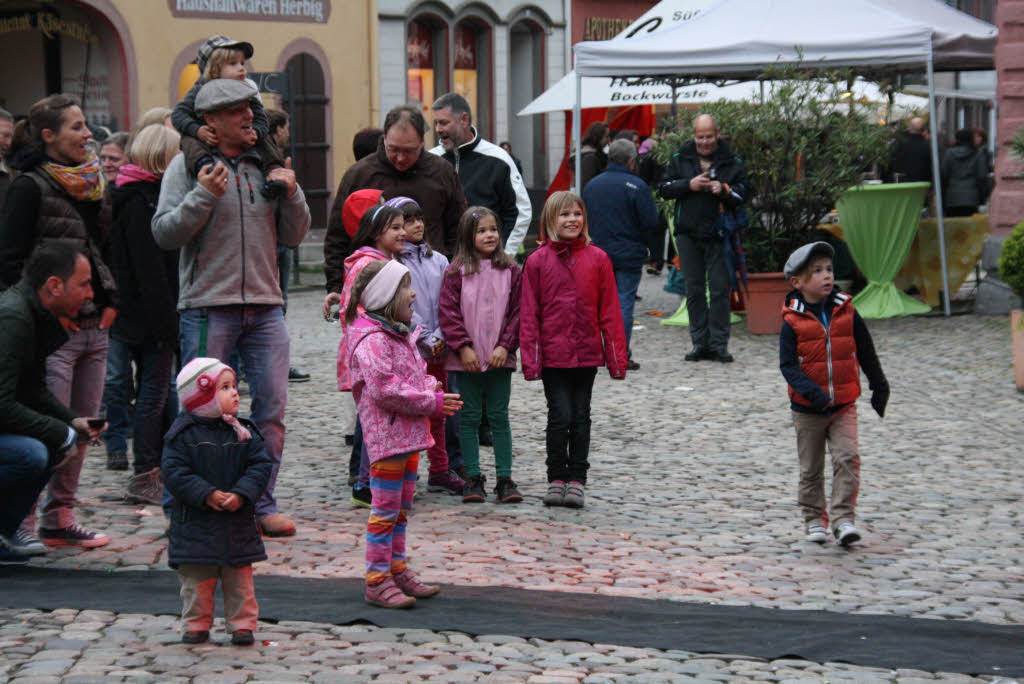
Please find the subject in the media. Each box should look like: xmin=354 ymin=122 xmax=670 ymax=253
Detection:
xmin=998 ymin=221 xmax=1024 ymax=392
xmin=653 ymin=67 xmax=895 ymax=333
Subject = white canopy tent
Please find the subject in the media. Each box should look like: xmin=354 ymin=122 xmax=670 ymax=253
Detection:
xmin=570 ymin=0 xmax=997 ymax=316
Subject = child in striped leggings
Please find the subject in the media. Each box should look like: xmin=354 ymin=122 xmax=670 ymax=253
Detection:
xmin=344 ymin=259 xmax=463 ymax=608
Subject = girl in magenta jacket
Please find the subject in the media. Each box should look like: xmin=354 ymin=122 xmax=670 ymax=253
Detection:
xmin=346 ymin=259 xmax=462 ymax=609
xmin=439 ymin=207 xmax=523 ymax=505
xmin=520 ymin=191 xmax=627 ymax=510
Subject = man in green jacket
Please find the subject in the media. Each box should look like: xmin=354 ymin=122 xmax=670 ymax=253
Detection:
xmin=0 ymin=243 xmax=105 ymax=564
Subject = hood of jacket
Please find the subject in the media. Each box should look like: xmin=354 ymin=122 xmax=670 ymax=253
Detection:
xmin=947 ymin=144 xmax=977 ymax=160
xmin=4 ymin=144 xmax=47 ymax=172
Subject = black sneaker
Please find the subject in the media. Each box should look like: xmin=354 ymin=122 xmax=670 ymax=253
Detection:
xmin=710 ymin=349 xmax=734 ymax=363
xmin=106 ymin=452 xmax=128 ymax=471
xmin=231 ymin=629 xmax=255 ymax=646
xmin=39 ymin=524 xmax=110 ymax=549
xmin=288 ymin=367 xmax=310 ymax=383
xmin=684 ymin=346 xmax=710 ymax=362
xmin=626 ymin=359 xmax=640 ymax=371
xmin=182 ymin=630 xmax=209 ymax=644
xmin=0 ymin=541 xmax=29 ymax=566
xmin=462 ymin=475 xmax=487 ymax=503
xmin=494 ymin=477 xmax=523 ymax=504
xmin=351 ymin=486 xmax=371 ymax=508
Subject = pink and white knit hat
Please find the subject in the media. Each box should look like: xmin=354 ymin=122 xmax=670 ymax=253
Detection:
xmin=177 ymin=357 xmax=232 ymax=418
xmin=176 ymin=357 xmax=251 ymax=441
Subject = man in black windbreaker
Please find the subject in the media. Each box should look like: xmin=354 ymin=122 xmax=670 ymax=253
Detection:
xmin=659 ymin=114 xmax=749 ymax=363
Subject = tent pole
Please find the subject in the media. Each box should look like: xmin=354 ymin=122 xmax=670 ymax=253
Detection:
xmin=574 ymin=66 xmax=582 ymax=196
xmin=927 ymin=51 xmax=952 ymax=317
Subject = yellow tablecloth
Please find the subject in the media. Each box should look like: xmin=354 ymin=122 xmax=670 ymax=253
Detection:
xmin=821 ymin=214 xmax=988 ymax=307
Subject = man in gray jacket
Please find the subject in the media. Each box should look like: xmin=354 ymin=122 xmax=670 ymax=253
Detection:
xmin=153 ymin=79 xmax=311 ymax=538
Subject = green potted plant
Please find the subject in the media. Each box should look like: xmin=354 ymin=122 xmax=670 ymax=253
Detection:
xmin=652 ymin=67 xmax=895 ymax=333
xmin=998 ymin=220 xmax=1024 ymax=392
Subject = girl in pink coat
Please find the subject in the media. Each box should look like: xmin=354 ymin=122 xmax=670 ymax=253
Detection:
xmin=520 ymin=191 xmax=628 ymax=510
xmin=345 ymin=259 xmax=462 ymax=609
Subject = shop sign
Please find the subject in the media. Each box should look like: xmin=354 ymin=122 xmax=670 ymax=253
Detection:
xmin=582 ymin=17 xmax=631 ymax=41
xmin=0 ymin=11 xmax=99 ymax=44
xmin=168 ymin=0 xmax=330 ymax=24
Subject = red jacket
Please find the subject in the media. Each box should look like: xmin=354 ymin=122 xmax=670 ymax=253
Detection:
xmin=781 ymin=291 xmax=861 ymax=408
xmin=520 ymin=237 xmax=627 ymax=381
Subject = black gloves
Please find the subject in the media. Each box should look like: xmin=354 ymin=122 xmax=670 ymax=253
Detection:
xmin=871 ymin=382 xmax=890 ymax=418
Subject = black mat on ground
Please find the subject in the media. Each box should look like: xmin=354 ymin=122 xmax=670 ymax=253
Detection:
xmin=1 ymin=567 xmax=1021 ymax=677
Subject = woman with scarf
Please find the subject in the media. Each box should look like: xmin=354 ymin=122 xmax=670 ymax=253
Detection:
xmin=0 ymin=93 xmax=116 ymax=553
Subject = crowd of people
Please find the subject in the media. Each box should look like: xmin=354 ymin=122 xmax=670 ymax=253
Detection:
xmin=0 ymin=31 xmax=915 ymax=642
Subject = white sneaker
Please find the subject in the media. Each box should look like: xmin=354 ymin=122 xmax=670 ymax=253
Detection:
xmin=0 ymin=528 xmax=47 ymax=556
xmin=835 ymin=522 xmax=861 ymax=547
xmin=805 ymin=524 xmax=828 ymax=544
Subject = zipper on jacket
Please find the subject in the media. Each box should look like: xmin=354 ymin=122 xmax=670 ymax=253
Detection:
xmin=243 ymin=171 xmax=255 ymax=204
xmin=816 ymin=314 xmax=835 ymax=402
xmin=235 ymin=172 xmax=247 ymax=302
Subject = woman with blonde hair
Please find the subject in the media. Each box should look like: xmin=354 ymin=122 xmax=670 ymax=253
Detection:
xmin=101 ymin=123 xmax=183 ymax=505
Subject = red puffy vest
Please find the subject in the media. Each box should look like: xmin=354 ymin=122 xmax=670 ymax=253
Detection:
xmin=782 ymin=292 xmax=861 ymax=407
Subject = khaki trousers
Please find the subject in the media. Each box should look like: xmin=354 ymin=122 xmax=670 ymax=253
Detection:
xmin=792 ymin=404 xmax=860 ymax=530
xmin=177 ymin=564 xmax=258 ymax=633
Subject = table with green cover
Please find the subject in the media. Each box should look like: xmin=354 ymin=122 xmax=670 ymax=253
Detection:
xmin=835 ymin=182 xmax=931 ymax=318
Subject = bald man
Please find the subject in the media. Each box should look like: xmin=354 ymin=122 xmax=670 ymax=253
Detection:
xmin=887 ymin=117 xmax=932 ymax=184
xmin=659 ymin=115 xmax=749 ymax=363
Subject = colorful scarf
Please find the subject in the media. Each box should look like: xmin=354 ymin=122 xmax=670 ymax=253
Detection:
xmin=40 ymin=149 xmax=105 ymax=201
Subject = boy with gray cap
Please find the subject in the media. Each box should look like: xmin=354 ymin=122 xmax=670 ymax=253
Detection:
xmin=779 ymin=241 xmax=889 ymax=547
xmin=171 ymin=35 xmax=286 ymax=198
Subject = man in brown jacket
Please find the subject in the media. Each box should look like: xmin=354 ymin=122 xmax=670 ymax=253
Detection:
xmin=323 ymin=105 xmax=466 ymax=296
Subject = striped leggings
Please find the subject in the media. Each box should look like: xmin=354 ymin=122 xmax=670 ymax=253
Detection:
xmin=365 ymin=451 xmax=419 ymax=586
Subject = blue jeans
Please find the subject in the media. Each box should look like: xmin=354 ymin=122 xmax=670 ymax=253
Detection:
xmin=614 ymin=268 xmax=643 ymax=348
xmin=277 ymin=246 xmax=294 ymax=312
xmin=0 ymin=434 xmax=50 ymax=537
xmin=102 ymin=337 xmax=175 ymax=473
xmin=179 ymin=305 xmax=290 ymax=518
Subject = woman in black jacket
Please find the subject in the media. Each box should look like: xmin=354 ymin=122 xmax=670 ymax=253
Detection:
xmin=941 ymin=128 xmax=990 ymax=217
xmin=103 ymin=123 xmax=182 ymax=505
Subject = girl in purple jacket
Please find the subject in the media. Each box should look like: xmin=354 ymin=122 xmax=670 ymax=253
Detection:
xmin=346 ymin=259 xmax=463 ymax=608
xmin=439 ymin=207 xmax=523 ymax=504
xmin=388 ymin=196 xmax=464 ymax=496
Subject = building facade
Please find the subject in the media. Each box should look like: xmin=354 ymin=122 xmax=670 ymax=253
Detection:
xmin=377 ymin=0 xmax=567 ymax=192
xmin=0 ymin=0 xmax=378 ymax=231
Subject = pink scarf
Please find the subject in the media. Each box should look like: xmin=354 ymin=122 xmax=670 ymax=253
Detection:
xmin=115 ymin=163 xmax=160 ymax=187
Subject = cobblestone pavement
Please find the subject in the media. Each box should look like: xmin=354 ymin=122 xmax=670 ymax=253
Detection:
xmin=3 ymin=274 xmax=1021 ymax=682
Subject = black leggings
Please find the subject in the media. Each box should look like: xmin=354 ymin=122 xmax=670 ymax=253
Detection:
xmin=541 ymin=367 xmax=598 ymax=485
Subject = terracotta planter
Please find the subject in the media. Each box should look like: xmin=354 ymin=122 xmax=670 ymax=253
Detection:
xmin=1012 ymin=310 xmax=1024 ymax=393
xmin=745 ymin=272 xmax=791 ymax=335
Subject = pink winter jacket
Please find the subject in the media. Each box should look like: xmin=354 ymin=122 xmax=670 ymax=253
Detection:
xmin=520 ymin=236 xmax=628 ymax=381
xmin=347 ymin=315 xmax=445 ymax=463
xmin=336 ymin=247 xmax=391 ymax=391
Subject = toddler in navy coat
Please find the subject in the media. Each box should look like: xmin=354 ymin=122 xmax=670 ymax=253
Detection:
xmin=163 ymin=357 xmax=271 ymax=645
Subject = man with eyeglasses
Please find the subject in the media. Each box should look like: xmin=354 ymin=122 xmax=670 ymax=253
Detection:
xmin=325 ymin=105 xmax=467 ymax=297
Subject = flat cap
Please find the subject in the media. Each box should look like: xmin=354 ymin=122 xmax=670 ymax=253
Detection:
xmin=783 ymin=241 xmax=835 ymax=278
xmin=195 ymin=78 xmax=258 ymax=115
xmin=196 ymin=35 xmax=254 ymax=74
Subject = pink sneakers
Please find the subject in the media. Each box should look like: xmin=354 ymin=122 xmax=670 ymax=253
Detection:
xmin=393 ymin=570 xmax=440 ymax=598
xmin=365 ymin=577 xmax=416 ymax=608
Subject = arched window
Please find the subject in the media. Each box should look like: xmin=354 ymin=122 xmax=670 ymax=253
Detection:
xmin=453 ymin=17 xmax=492 ymax=139
xmin=508 ymin=18 xmax=546 ymax=188
xmin=285 ymin=53 xmax=330 ymax=229
xmin=407 ymin=15 xmax=448 ymax=131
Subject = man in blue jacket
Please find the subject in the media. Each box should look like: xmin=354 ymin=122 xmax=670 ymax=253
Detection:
xmin=583 ymin=139 xmax=659 ymax=370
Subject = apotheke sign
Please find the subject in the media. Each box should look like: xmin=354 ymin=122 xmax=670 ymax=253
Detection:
xmin=168 ymin=0 xmax=330 ymax=23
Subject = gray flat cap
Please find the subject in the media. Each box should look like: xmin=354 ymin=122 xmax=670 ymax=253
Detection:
xmin=195 ymin=78 xmax=258 ymax=114
xmin=783 ymin=241 xmax=835 ymax=278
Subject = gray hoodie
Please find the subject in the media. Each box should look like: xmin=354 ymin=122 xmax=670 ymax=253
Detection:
xmin=152 ymin=150 xmax=310 ymax=310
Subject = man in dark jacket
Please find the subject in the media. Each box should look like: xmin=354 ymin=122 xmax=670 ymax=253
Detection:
xmin=583 ymin=139 xmax=658 ymax=369
xmin=324 ymin=105 xmax=467 ymax=296
xmin=886 ymin=117 xmax=932 ymax=184
xmin=429 ymin=93 xmax=531 ymax=256
xmin=659 ymin=115 xmax=749 ymax=363
xmin=0 ymin=243 xmax=105 ymax=563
